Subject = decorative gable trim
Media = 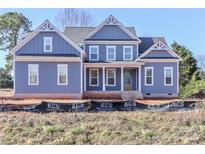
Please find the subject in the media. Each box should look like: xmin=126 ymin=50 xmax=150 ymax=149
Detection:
xmin=136 ymin=40 xmax=182 ymax=61
xmin=36 ymin=20 xmax=58 ymax=31
xmin=82 ymin=15 xmax=141 ymax=43
xmin=11 ymin=20 xmax=86 ymax=57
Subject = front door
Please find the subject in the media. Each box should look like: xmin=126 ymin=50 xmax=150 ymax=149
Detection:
xmin=124 ymin=69 xmax=133 ymax=91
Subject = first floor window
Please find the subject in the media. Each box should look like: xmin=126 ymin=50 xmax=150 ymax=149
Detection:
xmin=28 ymin=64 xmax=39 ymax=85
xmin=89 ymin=46 xmax=99 ymax=61
xmin=145 ymin=67 xmax=153 ymax=86
xmin=164 ymin=67 xmax=173 ymax=85
xmin=89 ymin=69 xmax=99 ymax=86
xmin=58 ymin=64 xmax=68 ymax=85
xmin=106 ymin=69 xmax=116 ymax=86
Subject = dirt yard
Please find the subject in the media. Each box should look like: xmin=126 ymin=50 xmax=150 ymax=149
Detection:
xmin=0 ymin=89 xmax=200 ymax=105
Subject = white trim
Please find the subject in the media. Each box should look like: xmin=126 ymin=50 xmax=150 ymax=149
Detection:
xmin=164 ymin=67 xmax=173 ymax=86
xmin=123 ymin=46 xmax=133 ymax=61
xmin=139 ymin=59 xmax=181 ymax=63
xmin=11 ymin=20 xmax=86 ymax=56
xmin=84 ymin=41 xmax=140 ymax=44
xmin=145 ymin=67 xmax=154 ymax=86
xmin=13 ymin=55 xmax=16 ymax=94
xmin=136 ymin=40 xmax=182 ymax=61
xmin=106 ymin=68 xmax=116 ymax=86
xmin=136 ymin=43 xmax=139 ymax=58
xmin=43 ymin=37 xmax=52 ymax=52
xmin=177 ymin=61 xmax=179 ymax=93
xmin=82 ymin=15 xmax=141 ymax=42
xmin=28 ymin=64 xmax=39 ymax=86
xmin=106 ymin=46 xmax=116 ymax=61
xmin=84 ymin=61 xmax=144 ymax=68
xmin=84 ymin=65 xmax=86 ymax=91
xmin=89 ymin=45 xmax=99 ymax=61
xmin=15 ymin=56 xmax=81 ymax=62
xmin=138 ymin=66 xmax=141 ymax=91
xmin=102 ymin=66 xmax=105 ymax=91
xmin=57 ymin=64 xmax=68 ymax=86
xmin=80 ymin=53 xmax=83 ymax=94
xmin=121 ymin=67 xmax=124 ymax=91
xmin=89 ymin=68 xmax=99 ymax=86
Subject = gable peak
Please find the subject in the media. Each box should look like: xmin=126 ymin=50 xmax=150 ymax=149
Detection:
xmin=36 ymin=20 xmax=58 ymax=31
xmin=152 ymin=40 xmax=169 ymax=50
xmin=104 ymin=15 xmax=119 ymax=25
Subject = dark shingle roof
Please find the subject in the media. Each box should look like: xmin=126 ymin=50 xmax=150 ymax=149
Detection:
xmin=138 ymin=37 xmax=168 ymax=55
xmin=64 ymin=27 xmax=136 ymax=44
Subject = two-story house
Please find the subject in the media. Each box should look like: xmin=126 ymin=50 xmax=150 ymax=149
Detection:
xmin=11 ymin=15 xmax=182 ymax=99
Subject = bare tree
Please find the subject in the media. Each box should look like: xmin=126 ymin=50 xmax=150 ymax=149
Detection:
xmin=55 ymin=8 xmax=95 ymax=30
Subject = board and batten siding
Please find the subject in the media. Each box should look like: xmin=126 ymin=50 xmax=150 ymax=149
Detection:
xmin=85 ymin=44 xmax=138 ymax=61
xmin=87 ymin=25 xmax=133 ymax=40
xmin=16 ymin=32 xmax=81 ymax=56
xmin=15 ymin=62 xmax=81 ymax=93
xmin=141 ymin=62 xmax=178 ymax=95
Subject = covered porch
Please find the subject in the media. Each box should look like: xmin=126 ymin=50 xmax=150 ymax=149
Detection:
xmin=83 ymin=61 xmax=144 ymax=99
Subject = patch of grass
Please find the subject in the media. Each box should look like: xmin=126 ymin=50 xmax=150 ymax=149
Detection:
xmin=42 ymin=125 xmax=64 ymax=135
xmin=69 ymin=127 xmax=85 ymax=135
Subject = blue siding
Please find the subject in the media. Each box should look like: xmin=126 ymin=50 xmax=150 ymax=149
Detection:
xmin=15 ymin=62 xmax=81 ymax=93
xmin=16 ymin=32 xmax=80 ymax=56
xmin=144 ymin=50 xmax=174 ymax=58
xmin=88 ymin=25 xmax=133 ymax=40
xmin=141 ymin=62 xmax=178 ymax=94
xmin=85 ymin=44 xmax=138 ymax=61
xmin=86 ymin=68 xmax=137 ymax=91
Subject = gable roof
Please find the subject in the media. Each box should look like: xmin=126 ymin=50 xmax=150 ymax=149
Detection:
xmin=81 ymin=15 xmax=141 ymax=43
xmin=11 ymin=20 xmax=86 ymax=56
xmin=137 ymin=37 xmax=182 ymax=61
xmin=64 ymin=26 xmax=137 ymax=44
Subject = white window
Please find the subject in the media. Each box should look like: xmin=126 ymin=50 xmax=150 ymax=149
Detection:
xmin=28 ymin=64 xmax=39 ymax=85
xmin=145 ymin=67 xmax=153 ymax=86
xmin=44 ymin=37 xmax=52 ymax=52
xmin=89 ymin=46 xmax=99 ymax=61
xmin=164 ymin=67 xmax=173 ymax=86
xmin=57 ymin=64 xmax=68 ymax=85
xmin=89 ymin=69 xmax=99 ymax=86
xmin=123 ymin=46 xmax=133 ymax=60
xmin=106 ymin=46 xmax=116 ymax=61
xmin=106 ymin=68 xmax=116 ymax=86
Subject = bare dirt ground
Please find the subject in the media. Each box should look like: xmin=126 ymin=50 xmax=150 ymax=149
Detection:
xmin=0 ymin=89 xmax=200 ymax=105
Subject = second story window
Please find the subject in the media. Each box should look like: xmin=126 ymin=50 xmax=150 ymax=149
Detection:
xmin=89 ymin=46 xmax=99 ymax=61
xmin=44 ymin=37 xmax=52 ymax=52
xmin=106 ymin=46 xmax=116 ymax=61
xmin=123 ymin=46 xmax=133 ymax=60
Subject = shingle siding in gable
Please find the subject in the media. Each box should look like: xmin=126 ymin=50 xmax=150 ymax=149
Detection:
xmin=16 ymin=32 xmax=80 ymax=56
xmin=143 ymin=50 xmax=175 ymax=58
xmin=87 ymin=25 xmax=134 ymax=40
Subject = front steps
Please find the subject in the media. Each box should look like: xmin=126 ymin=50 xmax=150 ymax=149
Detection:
xmin=121 ymin=91 xmax=143 ymax=100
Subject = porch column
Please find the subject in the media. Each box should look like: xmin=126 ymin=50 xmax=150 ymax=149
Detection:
xmin=102 ymin=66 xmax=105 ymax=91
xmin=138 ymin=66 xmax=141 ymax=91
xmin=121 ymin=66 xmax=124 ymax=91
xmin=84 ymin=66 xmax=86 ymax=91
